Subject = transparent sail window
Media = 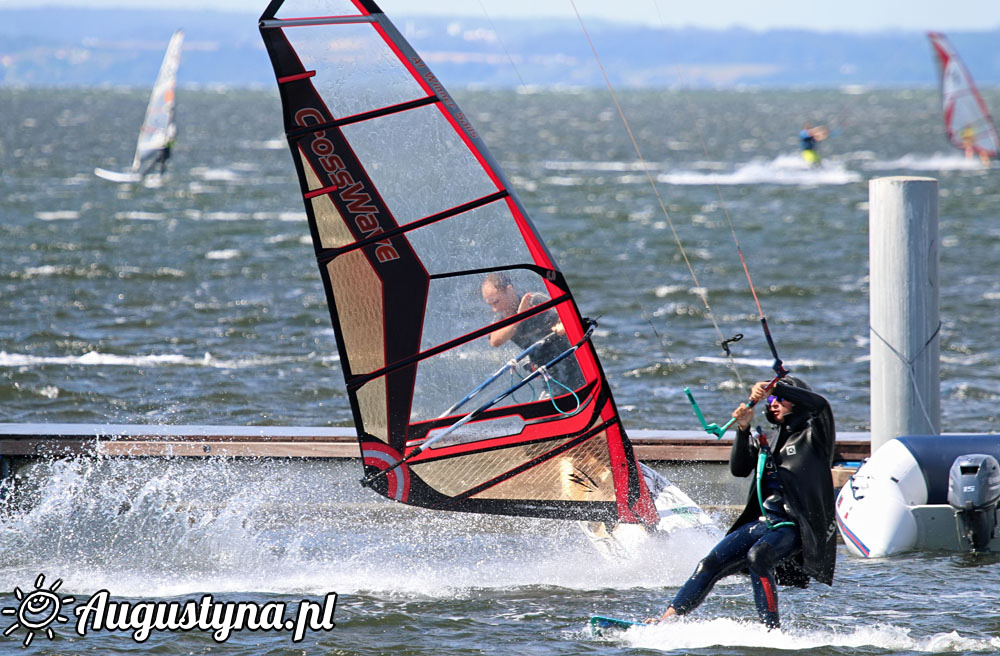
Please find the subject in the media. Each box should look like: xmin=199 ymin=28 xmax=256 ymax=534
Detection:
xmin=284 ymin=22 xmax=426 ymax=120
xmin=273 ymin=0 xmax=364 ymax=20
xmin=404 ymin=201 xmax=533 ymax=276
xmin=341 ymin=105 xmax=499 ymax=226
xmin=409 ymin=270 xmax=588 ymax=424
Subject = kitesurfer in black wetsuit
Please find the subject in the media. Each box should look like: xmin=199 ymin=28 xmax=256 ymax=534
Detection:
xmin=648 ymin=376 xmax=836 ymax=629
xmin=480 ymin=272 xmax=585 ymax=391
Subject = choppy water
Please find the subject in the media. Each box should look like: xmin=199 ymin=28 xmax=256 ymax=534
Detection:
xmin=2 ymin=86 xmax=1000 ymax=654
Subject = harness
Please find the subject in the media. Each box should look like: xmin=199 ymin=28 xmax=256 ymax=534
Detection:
xmin=754 ymin=427 xmax=796 ymax=531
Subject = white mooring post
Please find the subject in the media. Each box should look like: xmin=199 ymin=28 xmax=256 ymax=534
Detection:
xmin=869 ymin=176 xmax=941 ymax=453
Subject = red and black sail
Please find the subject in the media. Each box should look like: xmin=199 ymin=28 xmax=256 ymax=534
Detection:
xmin=259 ymin=0 xmax=657 ymax=526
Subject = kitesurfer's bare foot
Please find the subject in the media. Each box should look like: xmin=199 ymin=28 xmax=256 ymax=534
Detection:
xmin=644 ymin=607 xmax=677 ymax=624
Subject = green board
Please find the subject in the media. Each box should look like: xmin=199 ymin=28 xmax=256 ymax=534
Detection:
xmin=589 ymin=615 xmax=641 ymax=636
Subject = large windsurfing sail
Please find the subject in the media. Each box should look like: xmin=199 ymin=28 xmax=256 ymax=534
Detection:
xmin=258 ymin=0 xmax=658 ymax=526
xmin=928 ymin=32 xmax=999 ymax=159
xmin=95 ymin=29 xmax=183 ymax=182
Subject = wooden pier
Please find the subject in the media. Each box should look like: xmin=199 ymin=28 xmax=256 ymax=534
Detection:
xmin=0 ymin=423 xmax=869 ymax=486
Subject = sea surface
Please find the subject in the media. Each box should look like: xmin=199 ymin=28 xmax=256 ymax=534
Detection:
xmin=1 ymin=85 xmax=1000 ymax=654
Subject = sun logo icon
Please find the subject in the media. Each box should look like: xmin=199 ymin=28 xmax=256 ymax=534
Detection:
xmin=2 ymin=574 xmax=75 ymax=647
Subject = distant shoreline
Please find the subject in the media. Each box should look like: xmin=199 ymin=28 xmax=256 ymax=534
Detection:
xmin=2 ymin=7 xmax=999 ymax=89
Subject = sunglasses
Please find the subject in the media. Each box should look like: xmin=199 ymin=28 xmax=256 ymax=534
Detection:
xmin=766 ymin=395 xmax=786 ymax=404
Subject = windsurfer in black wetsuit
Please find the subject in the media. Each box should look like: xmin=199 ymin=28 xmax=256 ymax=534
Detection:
xmin=648 ymin=376 xmax=836 ymax=629
xmin=480 ymin=272 xmax=585 ymax=391
xmin=141 ymin=142 xmax=172 ymax=177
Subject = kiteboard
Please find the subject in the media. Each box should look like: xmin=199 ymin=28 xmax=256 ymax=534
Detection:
xmin=589 ymin=615 xmax=641 ymax=636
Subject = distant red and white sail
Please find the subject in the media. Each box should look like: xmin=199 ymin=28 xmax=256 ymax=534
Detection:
xmin=928 ymin=31 xmax=999 ymax=158
xmin=258 ymin=0 xmax=657 ymax=526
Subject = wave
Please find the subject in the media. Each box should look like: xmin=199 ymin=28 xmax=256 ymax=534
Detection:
xmin=658 ymin=154 xmax=862 ymax=186
xmin=34 ymin=211 xmax=80 ymax=221
xmin=251 ymin=211 xmax=307 ymax=222
xmin=114 ymin=211 xmax=166 ymax=221
xmin=189 ymin=166 xmax=243 ymax=182
xmin=205 ymin=249 xmax=241 ymax=260
xmin=543 ymin=159 xmax=664 ymax=172
xmin=863 ymin=152 xmax=993 ymax=172
xmin=0 ymin=351 xmax=337 ymax=369
xmin=694 ymin=355 xmax=820 ymax=368
xmin=610 ymin=616 xmax=1000 ymax=653
xmin=0 ymin=457 xmax=712 ymax=598
xmin=534 ymin=154 xmax=862 ymax=186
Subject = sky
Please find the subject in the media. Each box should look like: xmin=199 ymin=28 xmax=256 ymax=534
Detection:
xmin=6 ymin=0 xmax=1000 ymax=33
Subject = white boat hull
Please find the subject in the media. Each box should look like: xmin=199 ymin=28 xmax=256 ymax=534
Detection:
xmin=836 ymin=435 xmax=1000 ymax=557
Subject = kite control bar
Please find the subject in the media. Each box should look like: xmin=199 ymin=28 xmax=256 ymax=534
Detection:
xmin=685 ymin=373 xmax=783 ymax=439
xmin=686 ymin=316 xmax=789 ymax=439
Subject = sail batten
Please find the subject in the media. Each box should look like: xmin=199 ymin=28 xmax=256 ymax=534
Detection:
xmin=261 ymin=16 xmax=375 ymax=28
xmin=260 ymin=0 xmax=657 ymax=526
xmin=284 ymin=95 xmax=438 ymax=135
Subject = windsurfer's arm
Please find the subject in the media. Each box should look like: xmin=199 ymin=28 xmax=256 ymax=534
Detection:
xmin=487 ymin=323 xmax=517 ymax=347
xmin=486 ymin=292 xmax=544 ymax=347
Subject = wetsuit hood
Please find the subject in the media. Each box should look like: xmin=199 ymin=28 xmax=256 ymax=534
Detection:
xmin=764 ymin=376 xmax=811 ymax=427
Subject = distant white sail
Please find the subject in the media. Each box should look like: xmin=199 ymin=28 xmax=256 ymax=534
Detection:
xmin=95 ymin=29 xmax=183 ymax=182
xmin=928 ymin=31 xmax=999 ymax=158
xmin=133 ymin=29 xmax=183 ymax=173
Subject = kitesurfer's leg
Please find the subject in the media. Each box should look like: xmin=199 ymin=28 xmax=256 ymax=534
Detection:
xmin=665 ymin=521 xmax=761 ymax=617
xmin=746 ymin=524 xmax=799 ymax=629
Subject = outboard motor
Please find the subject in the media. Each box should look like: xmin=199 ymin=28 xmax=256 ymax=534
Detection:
xmin=947 ymin=454 xmax=1000 ymax=551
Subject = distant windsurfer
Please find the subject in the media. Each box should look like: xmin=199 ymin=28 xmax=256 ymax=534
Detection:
xmin=929 ymin=33 xmax=999 ymax=167
xmin=647 ymin=377 xmax=836 ymax=629
xmin=142 ymin=136 xmax=174 ymax=177
xmin=960 ymin=126 xmax=990 ymax=166
xmin=480 ymin=272 xmax=585 ymax=391
xmin=798 ymin=124 xmax=828 ymax=167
